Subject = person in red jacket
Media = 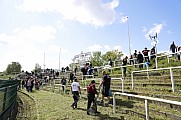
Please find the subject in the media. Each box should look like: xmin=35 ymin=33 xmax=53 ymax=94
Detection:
xmin=142 ymin=47 xmax=150 ymax=62
xmin=87 ymin=80 xmax=98 ymax=115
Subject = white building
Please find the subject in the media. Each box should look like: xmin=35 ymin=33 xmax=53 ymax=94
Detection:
xmin=72 ymin=51 xmax=91 ymax=67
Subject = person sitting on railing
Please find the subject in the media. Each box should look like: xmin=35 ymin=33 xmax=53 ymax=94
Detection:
xmin=137 ymin=51 xmax=144 ymax=69
xmin=142 ymin=47 xmax=150 ymax=62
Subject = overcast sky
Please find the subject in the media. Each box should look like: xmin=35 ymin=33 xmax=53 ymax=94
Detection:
xmin=0 ymin=0 xmax=181 ymax=72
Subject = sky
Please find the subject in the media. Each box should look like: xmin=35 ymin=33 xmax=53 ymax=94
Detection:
xmin=0 ymin=0 xmax=181 ymax=72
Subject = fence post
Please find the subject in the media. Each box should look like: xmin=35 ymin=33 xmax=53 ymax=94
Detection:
xmin=131 ymin=72 xmax=134 ymax=90
xmin=145 ymin=99 xmax=149 ymax=120
xmin=122 ymin=78 xmax=124 ymax=93
xmin=170 ymin=68 xmax=174 ymax=92
xmin=3 ymin=88 xmax=7 ymax=111
xmin=146 ymin=64 xmax=149 ymax=79
xmin=155 ymin=56 xmax=158 ymax=69
xmin=58 ymin=85 xmax=60 ymax=93
xmin=113 ymin=93 xmax=116 ymax=114
xmin=121 ymin=67 xmax=124 ymax=78
xmin=167 ymin=55 xmax=170 ymax=66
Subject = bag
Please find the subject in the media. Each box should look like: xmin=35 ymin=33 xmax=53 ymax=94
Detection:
xmin=108 ymin=89 xmax=112 ymax=96
xmin=87 ymin=84 xmax=93 ymax=93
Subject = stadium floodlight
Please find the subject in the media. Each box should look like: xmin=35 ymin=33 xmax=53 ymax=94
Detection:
xmin=149 ymin=33 xmax=158 ymax=69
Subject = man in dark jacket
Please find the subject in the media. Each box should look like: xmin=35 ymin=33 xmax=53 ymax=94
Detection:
xmin=137 ymin=51 xmax=144 ymax=68
xmin=99 ymin=70 xmax=111 ymax=105
xmin=170 ymin=41 xmax=176 ymax=54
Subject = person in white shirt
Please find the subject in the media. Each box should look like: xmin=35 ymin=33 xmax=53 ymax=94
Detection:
xmin=71 ymin=78 xmax=81 ymax=109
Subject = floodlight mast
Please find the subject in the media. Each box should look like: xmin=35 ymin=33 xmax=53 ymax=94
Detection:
xmin=127 ymin=16 xmax=131 ymax=56
xmin=149 ymin=33 xmax=158 ymax=69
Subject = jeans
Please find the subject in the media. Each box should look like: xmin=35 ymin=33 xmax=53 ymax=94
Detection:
xmin=87 ymin=93 xmax=95 ymax=110
xmin=71 ymin=91 xmax=79 ymax=108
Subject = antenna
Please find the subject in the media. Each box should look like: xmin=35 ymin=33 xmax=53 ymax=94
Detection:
xmin=149 ymin=35 xmax=152 ymax=40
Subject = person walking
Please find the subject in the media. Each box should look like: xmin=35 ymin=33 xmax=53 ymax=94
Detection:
xmin=87 ymin=80 xmax=98 ymax=115
xmin=99 ymin=70 xmax=111 ymax=105
xmin=71 ymin=78 xmax=81 ymax=109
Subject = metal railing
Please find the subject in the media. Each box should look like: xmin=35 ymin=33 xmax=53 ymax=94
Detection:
xmin=113 ymin=92 xmax=181 ymax=120
xmin=0 ymin=80 xmax=19 ymax=120
xmin=131 ymin=66 xmax=181 ymax=92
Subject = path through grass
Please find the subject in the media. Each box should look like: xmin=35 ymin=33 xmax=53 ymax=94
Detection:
xmin=23 ymin=90 xmax=122 ymax=120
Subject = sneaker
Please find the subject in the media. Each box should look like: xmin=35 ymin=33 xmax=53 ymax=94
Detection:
xmin=71 ymin=105 xmax=75 ymax=109
xmin=87 ymin=111 xmax=90 ymax=115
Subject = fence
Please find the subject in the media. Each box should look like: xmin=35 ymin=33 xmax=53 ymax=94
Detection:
xmin=113 ymin=92 xmax=181 ymax=120
xmin=0 ymin=80 xmax=20 ymax=120
xmin=131 ymin=66 xmax=181 ymax=92
xmin=113 ymin=51 xmax=181 ymax=69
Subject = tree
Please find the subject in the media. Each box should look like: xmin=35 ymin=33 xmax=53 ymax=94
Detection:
xmin=34 ymin=63 xmax=42 ymax=73
xmin=91 ymin=51 xmax=104 ymax=66
xmin=102 ymin=50 xmax=123 ymax=65
xmin=6 ymin=62 xmax=22 ymax=74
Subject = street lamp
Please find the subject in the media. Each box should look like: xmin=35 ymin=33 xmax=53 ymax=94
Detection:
xmin=127 ymin=16 xmax=131 ymax=56
xmin=59 ymin=48 xmax=61 ymax=71
xmin=149 ymin=33 xmax=158 ymax=69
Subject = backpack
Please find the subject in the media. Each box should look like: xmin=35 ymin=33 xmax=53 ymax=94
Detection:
xmin=87 ymin=84 xmax=93 ymax=93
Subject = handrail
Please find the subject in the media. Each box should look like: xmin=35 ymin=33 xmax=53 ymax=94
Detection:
xmin=113 ymin=92 xmax=181 ymax=120
xmin=131 ymin=66 xmax=181 ymax=92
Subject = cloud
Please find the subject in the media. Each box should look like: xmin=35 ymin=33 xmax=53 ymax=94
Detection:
xmin=87 ymin=44 xmax=123 ymax=54
xmin=167 ymin=30 xmax=173 ymax=34
xmin=144 ymin=23 xmax=164 ymax=40
xmin=113 ymin=46 xmax=122 ymax=51
xmin=142 ymin=27 xmax=147 ymax=32
xmin=0 ymin=25 xmax=57 ymax=71
xmin=87 ymin=44 xmax=103 ymax=52
xmin=48 ymin=45 xmax=69 ymax=54
xmin=104 ymin=45 xmax=111 ymax=51
xmin=16 ymin=0 xmax=120 ymax=27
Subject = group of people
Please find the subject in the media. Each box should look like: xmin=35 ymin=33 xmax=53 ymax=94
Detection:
xmin=20 ymin=71 xmax=42 ymax=92
xmin=170 ymin=41 xmax=181 ymax=60
xmin=70 ymin=69 xmax=112 ymax=115
xmin=81 ymin=63 xmax=95 ymax=80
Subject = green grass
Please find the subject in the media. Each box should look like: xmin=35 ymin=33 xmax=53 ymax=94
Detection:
xmin=23 ymin=90 xmax=123 ymax=120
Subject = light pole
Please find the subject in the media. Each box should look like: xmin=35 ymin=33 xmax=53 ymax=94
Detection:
xmin=149 ymin=33 xmax=158 ymax=69
xmin=59 ymin=48 xmax=61 ymax=71
xmin=127 ymin=16 xmax=131 ymax=56
xmin=43 ymin=52 xmax=45 ymax=70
